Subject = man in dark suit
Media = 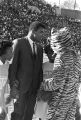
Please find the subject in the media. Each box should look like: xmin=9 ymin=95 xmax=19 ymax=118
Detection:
xmin=8 ymin=21 xmax=48 ymax=120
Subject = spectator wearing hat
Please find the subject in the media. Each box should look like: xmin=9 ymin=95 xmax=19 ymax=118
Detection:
xmin=8 ymin=21 xmax=48 ymax=120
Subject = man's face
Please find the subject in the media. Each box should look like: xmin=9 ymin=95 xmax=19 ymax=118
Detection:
xmin=33 ymin=28 xmax=49 ymax=44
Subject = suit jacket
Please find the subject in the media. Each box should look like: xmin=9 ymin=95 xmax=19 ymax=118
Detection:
xmin=8 ymin=37 xmax=43 ymax=94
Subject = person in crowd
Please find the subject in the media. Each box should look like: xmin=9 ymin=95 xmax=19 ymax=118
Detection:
xmin=40 ymin=27 xmax=81 ymax=120
xmin=8 ymin=21 xmax=48 ymax=120
xmin=75 ymin=105 xmax=81 ymax=120
xmin=0 ymin=40 xmax=13 ymax=120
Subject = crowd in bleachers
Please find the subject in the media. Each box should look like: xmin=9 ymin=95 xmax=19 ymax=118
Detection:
xmin=0 ymin=0 xmax=81 ymax=49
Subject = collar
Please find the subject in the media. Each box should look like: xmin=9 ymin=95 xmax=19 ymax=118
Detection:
xmin=25 ymin=36 xmax=33 ymax=44
xmin=25 ymin=36 xmax=37 ymax=53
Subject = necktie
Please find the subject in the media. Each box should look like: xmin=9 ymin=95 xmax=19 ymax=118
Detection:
xmin=33 ymin=42 xmax=36 ymax=60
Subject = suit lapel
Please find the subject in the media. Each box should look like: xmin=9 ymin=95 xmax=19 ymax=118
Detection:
xmin=24 ymin=38 xmax=42 ymax=64
xmin=24 ymin=38 xmax=33 ymax=56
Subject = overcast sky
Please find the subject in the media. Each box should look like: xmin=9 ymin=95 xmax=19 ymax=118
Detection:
xmin=44 ymin=0 xmax=81 ymax=10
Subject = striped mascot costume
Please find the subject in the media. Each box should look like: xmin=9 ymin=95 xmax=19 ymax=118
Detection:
xmin=41 ymin=27 xmax=81 ymax=120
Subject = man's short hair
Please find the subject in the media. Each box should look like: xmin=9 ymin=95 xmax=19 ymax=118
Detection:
xmin=29 ymin=21 xmax=47 ymax=32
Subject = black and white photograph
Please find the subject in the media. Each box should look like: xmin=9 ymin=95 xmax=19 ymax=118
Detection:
xmin=0 ymin=0 xmax=81 ymax=120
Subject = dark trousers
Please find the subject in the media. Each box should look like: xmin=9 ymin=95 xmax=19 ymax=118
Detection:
xmin=11 ymin=91 xmax=36 ymax=120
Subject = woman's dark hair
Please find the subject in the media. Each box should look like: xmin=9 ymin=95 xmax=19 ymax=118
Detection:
xmin=44 ymin=44 xmax=54 ymax=55
xmin=0 ymin=40 xmax=13 ymax=56
xmin=44 ymin=44 xmax=56 ymax=63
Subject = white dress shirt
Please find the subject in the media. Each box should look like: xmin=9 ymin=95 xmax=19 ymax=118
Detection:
xmin=26 ymin=36 xmax=37 ymax=54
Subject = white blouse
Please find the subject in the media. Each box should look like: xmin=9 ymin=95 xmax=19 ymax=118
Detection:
xmin=0 ymin=62 xmax=9 ymax=89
